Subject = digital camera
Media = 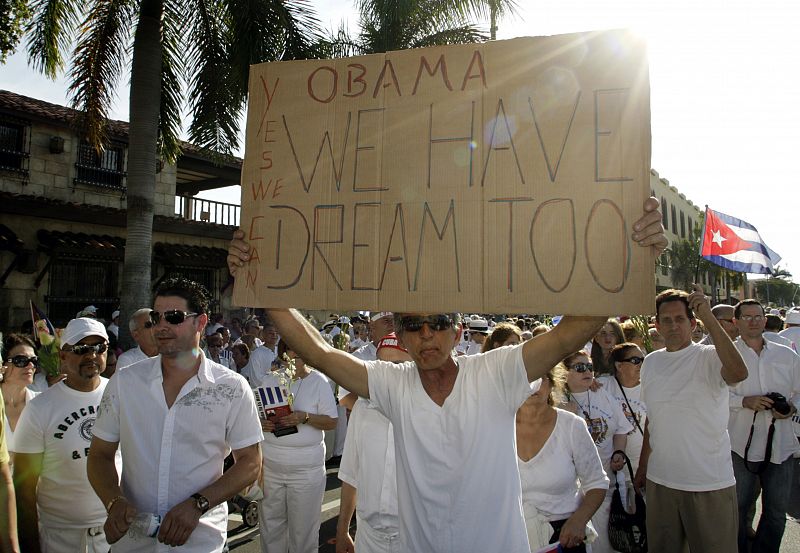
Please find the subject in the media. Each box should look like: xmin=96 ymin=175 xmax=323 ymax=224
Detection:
xmin=765 ymin=392 xmax=792 ymax=416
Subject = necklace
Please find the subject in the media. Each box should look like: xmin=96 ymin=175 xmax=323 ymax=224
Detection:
xmin=569 ymin=391 xmax=592 ymax=422
xmin=1 ymin=385 xmax=24 ymax=408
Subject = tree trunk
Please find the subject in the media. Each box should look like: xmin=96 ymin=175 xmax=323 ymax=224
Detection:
xmin=118 ymin=0 xmax=162 ymax=349
xmin=490 ymin=1 xmax=498 ymax=40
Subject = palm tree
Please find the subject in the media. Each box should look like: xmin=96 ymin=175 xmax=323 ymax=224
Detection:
xmin=25 ymin=0 xmax=319 ymax=346
xmin=319 ymin=0 xmax=519 ymax=57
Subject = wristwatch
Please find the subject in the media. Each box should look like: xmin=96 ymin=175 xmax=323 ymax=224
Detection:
xmin=303 ymin=412 xmax=310 ymax=424
xmin=191 ymin=493 xmax=210 ymax=514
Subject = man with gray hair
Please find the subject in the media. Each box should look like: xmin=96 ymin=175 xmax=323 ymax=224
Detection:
xmin=700 ymin=304 xmax=738 ymax=345
xmin=117 ymin=309 xmax=158 ymax=369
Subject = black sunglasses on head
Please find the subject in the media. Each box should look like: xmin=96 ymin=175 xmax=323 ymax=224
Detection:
xmin=621 ymin=356 xmax=645 ymax=365
xmin=66 ymin=343 xmax=108 ymax=356
xmin=9 ymin=355 xmax=39 ymax=368
xmin=568 ymin=362 xmax=593 ymax=373
xmin=150 ymin=310 xmax=199 ymax=326
xmin=399 ymin=315 xmax=454 ymax=332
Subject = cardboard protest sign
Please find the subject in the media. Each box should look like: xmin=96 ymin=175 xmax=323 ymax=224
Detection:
xmin=234 ymin=29 xmax=653 ymax=315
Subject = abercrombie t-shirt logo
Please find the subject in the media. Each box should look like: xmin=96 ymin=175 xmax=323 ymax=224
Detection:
xmin=54 ymin=405 xmax=98 ymax=440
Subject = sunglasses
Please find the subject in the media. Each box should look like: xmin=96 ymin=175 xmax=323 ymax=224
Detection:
xmin=621 ymin=356 xmax=644 ymax=365
xmin=399 ymin=315 xmax=454 ymax=332
xmin=568 ymin=362 xmax=593 ymax=373
xmin=9 ymin=355 xmax=39 ymax=368
xmin=142 ymin=320 xmax=154 ymax=329
xmin=150 ymin=310 xmax=199 ymax=326
xmin=66 ymin=343 xmax=108 ymax=356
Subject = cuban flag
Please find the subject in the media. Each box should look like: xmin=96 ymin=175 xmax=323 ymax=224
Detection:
xmin=700 ymin=208 xmax=781 ymax=274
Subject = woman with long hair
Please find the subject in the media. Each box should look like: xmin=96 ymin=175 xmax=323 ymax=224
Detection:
xmin=591 ymin=319 xmax=625 ymax=376
xmin=1 ymin=333 xmax=40 ymax=459
xmin=481 ymin=322 xmax=523 ymax=352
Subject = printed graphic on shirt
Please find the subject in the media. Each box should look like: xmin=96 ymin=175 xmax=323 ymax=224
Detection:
xmin=180 ymin=383 xmax=241 ymax=412
xmin=620 ymin=402 xmax=640 ymax=434
xmin=585 ymin=415 xmax=608 ymax=445
xmin=54 ymin=404 xmax=98 ymax=441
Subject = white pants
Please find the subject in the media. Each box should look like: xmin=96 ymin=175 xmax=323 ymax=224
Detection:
xmin=589 ymin=494 xmax=621 ymax=553
xmin=354 ymin=514 xmax=400 ymax=553
xmin=40 ymin=524 xmax=109 ymax=553
xmin=259 ymin=460 xmax=326 ymax=553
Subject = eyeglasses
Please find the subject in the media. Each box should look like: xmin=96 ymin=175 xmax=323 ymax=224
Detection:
xmin=568 ymin=362 xmax=593 ymax=373
xmin=150 ymin=310 xmax=199 ymax=326
xmin=739 ymin=315 xmax=765 ymax=322
xmin=66 ymin=343 xmax=108 ymax=356
xmin=9 ymin=355 xmax=39 ymax=368
xmin=621 ymin=356 xmax=644 ymax=365
xmin=399 ymin=315 xmax=454 ymax=332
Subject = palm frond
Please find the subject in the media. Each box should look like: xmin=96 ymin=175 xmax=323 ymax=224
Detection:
xmin=67 ymin=0 xmax=135 ymax=151
xmin=157 ymin=0 xmax=184 ymax=163
xmin=185 ymin=0 xmax=239 ymax=155
xmin=316 ymin=22 xmax=365 ymax=59
xmin=410 ymin=25 xmax=487 ymax=49
xmin=26 ymin=0 xmax=82 ymax=78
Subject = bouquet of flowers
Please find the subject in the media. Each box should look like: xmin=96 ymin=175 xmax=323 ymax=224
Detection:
xmin=31 ymin=301 xmax=62 ymax=377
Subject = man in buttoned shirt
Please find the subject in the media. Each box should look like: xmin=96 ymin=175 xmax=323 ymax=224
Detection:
xmin=699 ymin=303 xmax=739 ymax=345
xmin=244 ymin=320 xmax=280 ymax=385
xmin=13 ymin=318 xmax=116 ymax=553
xmin=87 ymin=277 xmax=263 ymax=552
xmin=728 ymin=299 xmax=800 ymax=553
xmin=116 ymin=308 xmax=158 ymax=369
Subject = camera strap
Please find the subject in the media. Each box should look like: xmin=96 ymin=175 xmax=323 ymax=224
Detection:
xmin=743 ymin=411 xmax=776 ymax=474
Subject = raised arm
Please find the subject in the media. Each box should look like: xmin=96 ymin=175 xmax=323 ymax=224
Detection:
xmin=228 ymin=231 xmax=370 ymax=397
xmin=688 ymin=284 xmax=747 ymax=384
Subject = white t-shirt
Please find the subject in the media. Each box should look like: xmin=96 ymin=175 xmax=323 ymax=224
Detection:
xmin=780 ymin=327 xmax=800 ymax=352
xmin=519 ymin=409 xmax=609 ymax=521
xmin=728 ymin=338 xmax=800 ymax=464
xmin=339 ymin=342 xmax=379 ymax=399
xmin=596 ymin=376 xmax=646 ymax=472
xmin=338 ymin=398 xmax=398 ymax=534
xmin=245 ymin=346 xmax=277 ymax=386
xmin=568 ymin=387 xmax=633 ymax=471
xmin=12 ymin=379 xmax=117 ymax=528
xmin=641 ymin=342 xmax=734 ymax=491
xmin=3 ymin=387 xmax=39 ymax=453
xmin=259 ymin=369 xmax=338 ymax=467
xmin=117 ymin=346 xmax=150 ymax=370
xmin=366 ymin=345 xmax=534 ymax=553
xmin=93 ymin=354 xmax=263 ymax=553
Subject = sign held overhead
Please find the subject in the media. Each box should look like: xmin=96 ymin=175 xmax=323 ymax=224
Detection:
xmin=234 ymin=29 xmax=654 ymax=315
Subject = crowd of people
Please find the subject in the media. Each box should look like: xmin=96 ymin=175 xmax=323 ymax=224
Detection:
xmin=1 ymin=199 xmax=799 ymax=553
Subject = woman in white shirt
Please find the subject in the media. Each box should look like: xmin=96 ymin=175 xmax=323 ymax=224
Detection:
xmin=565 ymin=350 xmax=632 ymax=553
xmin=1 ymin=334 xmax=40 ymax=458
xmin=258 ymin=342 xmax=338 ymax=553
xmin=517 ymin=363 xmax=609 ymax=552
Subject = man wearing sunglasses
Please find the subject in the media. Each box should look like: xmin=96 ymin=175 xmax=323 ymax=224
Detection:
xmin=228 ymin=197 xmax=668 ymax=553
xmin=117 ymin=309 xmax=159 ymax=370
xmin=13 ymin=317 xmax=116 ymax=553
xmin=87 ymin=277 xmax=263 ymax=552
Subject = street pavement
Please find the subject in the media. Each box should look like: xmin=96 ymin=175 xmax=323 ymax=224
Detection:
xmin=225 ymin=464 xmax=800 ymax=552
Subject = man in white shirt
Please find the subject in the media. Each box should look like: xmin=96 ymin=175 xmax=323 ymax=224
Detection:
xmin=13 ymin=317 xmax=116 ymax=553
xmin=228 ymin=196 xmax=668 ymax=553
xmin=634 ymin=287 xmax=748 ymax=553
xmin=87 ymin=277 xmax=263 ymax=551
xmin=116 ymin=308 xmax=158 ymax=369
xmin=728 ymin=299 xmax=800 ymax=553
xmin=245 ymin=320 xmax=280 ymax=385
xmin=779 ymin=309 xmax=800 ymax=352
xmin=464 ymin=318 xmax=489 ymax=355
xmin=107 ymin=310 xmax=120 ymax=339
xmin=336 ymin=335 xmax=408 ymax=553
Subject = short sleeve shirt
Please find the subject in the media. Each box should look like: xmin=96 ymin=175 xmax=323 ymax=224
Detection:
xmin=367 ymin=345 xmax=535 ymax=553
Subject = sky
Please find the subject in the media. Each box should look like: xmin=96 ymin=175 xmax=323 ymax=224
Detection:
xmin=1 ymin=0 xmax=797 ymax=277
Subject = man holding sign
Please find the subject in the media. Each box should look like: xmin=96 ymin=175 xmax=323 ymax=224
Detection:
xmin=227 ymin=197 xmax=666 ymax=552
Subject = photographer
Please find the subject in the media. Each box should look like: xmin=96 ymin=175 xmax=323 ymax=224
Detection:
xmin=729 ymin=298 xmax=800 ymax=553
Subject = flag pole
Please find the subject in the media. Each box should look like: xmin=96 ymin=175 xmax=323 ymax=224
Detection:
xmin=695 ymin=205 xmax=709 ymax=287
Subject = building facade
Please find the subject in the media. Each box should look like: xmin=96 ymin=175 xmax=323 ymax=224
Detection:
xmin=0 ymin=90 xmax=242 ymax=329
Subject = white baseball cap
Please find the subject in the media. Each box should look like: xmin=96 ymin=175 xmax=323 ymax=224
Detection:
xmin=61 ymin=317 xmax=109 ymax=347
